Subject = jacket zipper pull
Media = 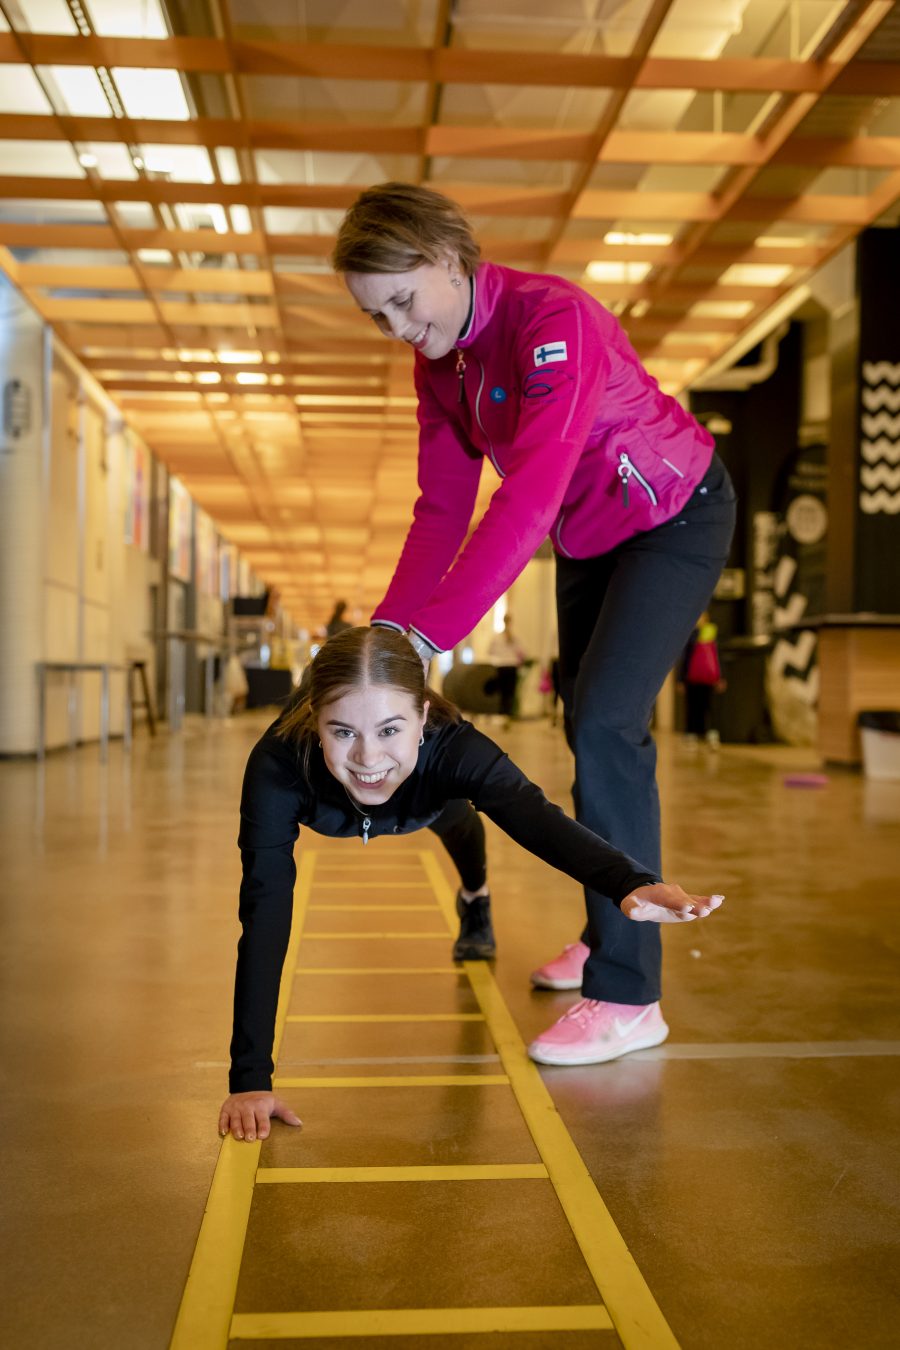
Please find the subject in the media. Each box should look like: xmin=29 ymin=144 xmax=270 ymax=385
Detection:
xmin=362 ymin=817 xmax=371 ymax=845
xmin=618 ymin=453 xmax=632 ymax=508
xmin=455 ymin=349 xmax=466 ymax=403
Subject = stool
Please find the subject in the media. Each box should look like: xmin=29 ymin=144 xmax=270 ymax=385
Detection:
xmin=129 ymin=660 xmax=157 ymax=736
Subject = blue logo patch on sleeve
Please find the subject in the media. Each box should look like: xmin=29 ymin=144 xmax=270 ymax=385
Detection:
xmin=490 ymin=386 xmax=507 ymax=403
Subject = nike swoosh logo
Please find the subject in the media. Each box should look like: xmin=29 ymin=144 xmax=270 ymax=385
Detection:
xmin=614 ymin=1007 xmax=653 ymax=1038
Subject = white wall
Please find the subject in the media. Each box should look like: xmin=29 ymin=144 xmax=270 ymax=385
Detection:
xmin=0 ymin=276 xmax=45 ymax=754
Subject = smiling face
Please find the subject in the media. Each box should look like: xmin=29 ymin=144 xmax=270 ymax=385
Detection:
xmin=344 ymin=260 xmax=471 ymax=361
xmin=318 ymin=683 xmax=430 ymax=806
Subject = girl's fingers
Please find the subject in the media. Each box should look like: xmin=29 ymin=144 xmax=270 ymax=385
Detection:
xmin=271 ymin=1100 xmax=303 ymax=1128
xmin=624 ymin=888 xmax=723 ymax=924
xmin=240 ymin=1105 xmax=259 ymax=1142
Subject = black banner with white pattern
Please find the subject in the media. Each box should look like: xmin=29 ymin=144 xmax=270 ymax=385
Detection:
xmin=856 ymin=228 xmax=900 ymax=612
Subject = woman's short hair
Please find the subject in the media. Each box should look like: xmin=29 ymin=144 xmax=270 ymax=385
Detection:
xmin=276 ymin=626 xmax=460 ymax=764
xmin=332 ymin=182 xmax=481 ymax=277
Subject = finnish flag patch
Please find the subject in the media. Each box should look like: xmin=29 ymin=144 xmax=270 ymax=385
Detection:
xmin=534 ymin=341 xmax=568 ymax=366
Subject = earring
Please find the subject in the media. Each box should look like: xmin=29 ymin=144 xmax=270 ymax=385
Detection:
xmin=451 ymin=277 xmax=461 ymax=287
xmin=418 ymin=734 xmax=425 ymax=746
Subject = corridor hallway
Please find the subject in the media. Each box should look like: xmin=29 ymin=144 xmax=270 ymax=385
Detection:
xmin=2 ymin=713 xmax=899 ymax=1349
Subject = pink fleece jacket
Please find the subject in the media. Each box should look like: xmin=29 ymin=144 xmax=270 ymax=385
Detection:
xmin=371 ymin=261 xmax=715 ymax=652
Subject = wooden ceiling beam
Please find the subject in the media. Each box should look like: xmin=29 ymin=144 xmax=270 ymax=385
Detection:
xmin=0 ymin=226 xmax=838 ymax=272
xmin=2 ymin=176 xmax=877 ymax=225
xmin=82 ymin=355 xmax=394 ymax=374
xmin=623 ymin=315 xmax=744 ymax=336
xmin=5 ymin=113 xmax=896 ymax=170
xmin=17 ymin=262 xmax=277 ymax=294
xmin=23 ymin=259 xmax=786 ymax=309
xmin=0 ymin=33 xmax=897 ymax=95
xmin=551 ymin=239 xmax=827 ymax=267
xmin=60 ymin=324 xmax=392 ymax=354
xmin=573 ymin=190 xmax=873 ymax=224
xmin=35 ymin=295 xmax=283 ymax=325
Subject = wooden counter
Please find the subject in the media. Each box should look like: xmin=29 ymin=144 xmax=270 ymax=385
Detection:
xmin=816 ymin=616 xmax=900 ymax=764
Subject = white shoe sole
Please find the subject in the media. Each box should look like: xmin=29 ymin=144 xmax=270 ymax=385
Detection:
xmin=527 ymin=1022 xmax=669 ymax=1067
xmin=529 ymin=973 xmax=584 ymax=990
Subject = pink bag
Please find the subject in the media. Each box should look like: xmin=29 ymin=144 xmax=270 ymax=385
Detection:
xmin=686 ymin=640 xmax=721 ymax=686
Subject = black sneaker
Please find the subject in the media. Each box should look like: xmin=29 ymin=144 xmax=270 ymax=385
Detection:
xmin=452 ymin=891 xmax=496 ymax=961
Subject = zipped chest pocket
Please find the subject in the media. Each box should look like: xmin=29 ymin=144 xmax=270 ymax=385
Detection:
xmin=617 ymin=452 xmax=658 ymax=508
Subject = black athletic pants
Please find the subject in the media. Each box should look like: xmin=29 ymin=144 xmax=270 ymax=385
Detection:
xmin=556 ymin=453 xmax=736 ymax=1004
xmin=428 ymin=799 xmax=486 ymax=893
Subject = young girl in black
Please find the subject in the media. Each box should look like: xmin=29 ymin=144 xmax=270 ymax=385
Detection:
xmin=220 ymin=627 xmax=723 ymax=1143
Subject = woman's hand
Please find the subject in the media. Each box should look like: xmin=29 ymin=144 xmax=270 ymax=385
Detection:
xmin=621 ymin=883 xmax=724 ymax=924
xmin=218 ymin=1091 xmax=303 ymax=1142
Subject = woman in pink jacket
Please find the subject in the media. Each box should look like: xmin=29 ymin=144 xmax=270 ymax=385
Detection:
xmin=333 ymin=183 xmax=736 ymax=1066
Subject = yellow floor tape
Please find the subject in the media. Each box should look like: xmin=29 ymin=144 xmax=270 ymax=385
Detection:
xmin=230 ymin=1305 xmax=614 ymax=1338
xmin=171 ymin=846 xmax=681 ymax=1350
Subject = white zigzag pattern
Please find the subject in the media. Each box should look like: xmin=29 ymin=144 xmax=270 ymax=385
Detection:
xmin=862 ymin=385 xmax=900 ymax=413
xmin=861 ymin=463 xmax=900 ymax=491
xmin=860 ymin=489 xmax=900 ymax=515
xmin=782 ymin=667 xmax=820 ymax=706
xmin=863 ymin=361 xmax=900 ymax=384
xmin=862 ymin=437 xmax=900 ymax=466
xmin=771 ymin=631 xmax=817 ymax=681
xmin=773 ymin=555 xmax=796 ymax=601
xmin=774 ymin=593 xmax=807 ymax=626
xmin=862 ymin=411 xmax=900 ymax=438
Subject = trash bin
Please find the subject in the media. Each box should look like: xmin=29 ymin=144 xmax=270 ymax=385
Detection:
xmin=858 ymin=711 xmax=900 ymax=781
xmin=442 ymin=663 xmax=502 ymax=715
xmin=716 ymin=636 xmax=773 ymax=743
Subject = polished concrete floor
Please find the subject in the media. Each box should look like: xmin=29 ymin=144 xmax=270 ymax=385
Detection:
xmin=2 ymin=713 xmax=899 ymax=1348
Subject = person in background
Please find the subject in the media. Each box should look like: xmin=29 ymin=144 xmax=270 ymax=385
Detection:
xmin=219 ymin=626 xmax=725 ymax=1142
xmin=487 ymin=614 xmax=525 ymax=726
xmin=678 ymin=610 xmax=727 ymax=746
xmin=331 ymin=182 xmax=736 ymax=1066
xmin=325 ymin=600 xmax=352 ymax=639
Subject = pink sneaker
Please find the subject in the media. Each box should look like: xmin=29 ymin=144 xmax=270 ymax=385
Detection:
xmin=530 ymin=940 xmax=589 ymax=990
xmin=527 ymin=999 xmax=668 ymax=1066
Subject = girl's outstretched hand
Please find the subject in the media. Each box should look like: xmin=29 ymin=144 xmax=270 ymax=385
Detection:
xmin=621 ymin=884 xmax=724 ymax=924
xmin=218 ymin=1091 xmax=303 ymax=1142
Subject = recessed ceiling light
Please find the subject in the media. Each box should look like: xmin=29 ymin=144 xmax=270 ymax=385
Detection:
xmin=604 ymin=232 xmax=673 ymax=247
xmin=218 ymin=350 xmax=263 ymax=364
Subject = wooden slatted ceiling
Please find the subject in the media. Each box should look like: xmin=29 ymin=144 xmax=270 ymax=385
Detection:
xmin=0 ymin=0 xmax=897 ymax=629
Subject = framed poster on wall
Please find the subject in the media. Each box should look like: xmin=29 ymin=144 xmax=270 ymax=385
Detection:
xmin=168 ymin=476 xmax=192 ymax=582
xmin=219 ymin=540 xmax=236 ymax=600
xmin=123 ymin=431 xmax=148 ymax=551
xmin=194 ymin=508 xmax=218 ymax=596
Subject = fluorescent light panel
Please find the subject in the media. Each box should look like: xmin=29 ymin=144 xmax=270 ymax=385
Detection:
xmin=45 ymin=65 xmax=111 ymax=116
xmin=112 ymin=68 xmax=190 ymax=121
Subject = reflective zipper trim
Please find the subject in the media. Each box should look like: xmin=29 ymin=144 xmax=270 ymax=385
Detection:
xmin=618 ymin=452 xmax=658 ymax=506
xmin=662 ymin=456 xmax=685 ymax=478
xmin=554 ymin=511 xmax=573 ymax=558
xmin=475 ymin=358 xmax=503 ymax=476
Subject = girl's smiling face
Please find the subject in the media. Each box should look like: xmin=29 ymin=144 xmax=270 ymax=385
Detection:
xmin=318 ymin=683 xmax=429 ymax=805
xmin=344 ymin=260 xmax=470 ymax=361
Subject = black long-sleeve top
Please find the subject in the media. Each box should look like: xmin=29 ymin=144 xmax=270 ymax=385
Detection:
xmin=230 ymin=716 xmax=660 ymax=1092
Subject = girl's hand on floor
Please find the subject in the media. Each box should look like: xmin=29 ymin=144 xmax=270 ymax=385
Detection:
xmin=218 ymin=1091 xmax=303 ymax=1142
xmin=622 ymin=884 xmax=724 ymax=924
